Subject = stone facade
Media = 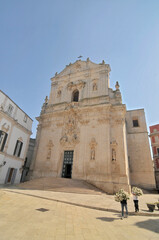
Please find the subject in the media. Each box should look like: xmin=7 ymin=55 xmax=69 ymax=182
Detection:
xmin=31 ymin=59 xmax=155 ymax=193
xmin=20 ymin=138 xmax=35 ymax=182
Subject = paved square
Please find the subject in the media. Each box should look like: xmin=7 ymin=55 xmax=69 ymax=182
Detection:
xmin=0 ymin=190 xmax=159 ymax=240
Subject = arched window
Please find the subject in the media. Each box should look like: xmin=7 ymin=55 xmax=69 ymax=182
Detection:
xmin=72 ymin=90 xmax=79 ymax=102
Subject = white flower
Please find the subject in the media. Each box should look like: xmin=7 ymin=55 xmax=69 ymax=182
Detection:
xmin=114 ymin=189 xmax=130 ymax=202
xmin=132 ymin=187 xmax=143 ymax=196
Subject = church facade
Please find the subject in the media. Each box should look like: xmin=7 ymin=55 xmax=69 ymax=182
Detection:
xmin=31 ymin=59 xmax=155 ymax=193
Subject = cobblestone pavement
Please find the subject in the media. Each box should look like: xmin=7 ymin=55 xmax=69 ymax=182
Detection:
xmin=0 ymin=190 xmax=159 ymax=240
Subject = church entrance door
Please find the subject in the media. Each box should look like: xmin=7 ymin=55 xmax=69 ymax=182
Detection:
xmin=62 ymin=151 xmax=74 ymax=178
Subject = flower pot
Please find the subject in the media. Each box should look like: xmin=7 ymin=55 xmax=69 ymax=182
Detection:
xmin=147 ymin=203 xmax=155 ymax=212
xmin=155 ymin=202 xmax=159 ymax=210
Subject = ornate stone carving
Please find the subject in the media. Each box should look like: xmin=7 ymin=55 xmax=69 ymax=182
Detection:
xmin=112 ymin=149 xmax=116 ymax=161
xmin=18 ymin=137 xmax=23 ymax=142
xmin=89 ymin=138 xmax=97 ymax=160
xmin=79 ymin=119 xmax=90 ymax=125
xmin=110 ymin=140 xmax=118 ymax=147
xmin=67 ymin=80 xmax=86 ymax=90
xmin=40 ymin=96 xmax=49 ymax=114
xmin=93 ymin=82 xmax=97 ymax=91
xmin=65 ymin=102 xmax=79 ymax=110
xmin=0 ymin=103 xmax=4 ymax=111
xmin=110 ymin=140 xmax=120 ymax=173
xmin=110 ymin=140 xmax=118 ymax=161
xmin=60 ymin=110 xmax=80 ymax=146
xmin=1 ymin=123 xmax=10 ymax=132
xmin=57 ymin=89 xmax=62 ymax=97
xmin=115 ymin=118 xmax=125 ymax=125
xmin=41 ymin=122 xmax=51 ymax=128
xmin=115 ymin=81 xmax=120 ymax=90
xmin=56 ymin=122 xmax=64 ymax=127
xmin=98 ymin=118 xmax=110 ymax=124
xmin=46 ymin=140 xmax=54 ymax=160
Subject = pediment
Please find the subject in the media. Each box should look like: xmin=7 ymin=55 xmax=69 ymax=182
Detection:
xmin=51 ymin=59 xmax=108 ymax=80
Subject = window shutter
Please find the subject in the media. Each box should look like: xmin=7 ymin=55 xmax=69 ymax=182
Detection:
xmin=11 ymin=169 xmax=17 ymax=184
xmin=18 ymin=142 xmax=23 ymax=157
xmin=4 ymin=168 xmax=11 ymax=184
xmin=1 ymin=133 xmax=8 ymax=152
xmin=13 ymin=141 xmax=18 ymax=155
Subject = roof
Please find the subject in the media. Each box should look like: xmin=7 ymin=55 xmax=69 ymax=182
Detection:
xmin=0 ymin=89 xmax=33 ymax=121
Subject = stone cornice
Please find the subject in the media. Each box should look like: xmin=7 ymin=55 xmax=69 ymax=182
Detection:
xmin=0 ymin=110 xmax=32 ymax=135
xmin=0 ymin=151 xmax=25 ymax=162
xmin=127 ymin=131 xmax=148 ymax=134
xmin=151 ymin=143 xmax=159 ymax=147
xmin=37 ymin=103 xmax=112 ymax=122
xmin=149 ymin=131 xmax=159 ymax=137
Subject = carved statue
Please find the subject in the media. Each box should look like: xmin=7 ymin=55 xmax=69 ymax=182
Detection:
xmin=93 ymin=82 xmax=97 ymax=91
xmin=91 ymin=148 xmax=95 ymax=160
xmin=2 ymin=123 xmax=10 ymax=132
xmin=89 ymin=138 xmax=97 ymax=160
xmin=115 ymin=81 xmax=120 ymax=90
xmin=45 ymin=96 xmax=48 ymax=104
xmin=112 ymin=148 xmax=116 ymax=161
xmin=57 ymin=90 xmax=61 ymax=97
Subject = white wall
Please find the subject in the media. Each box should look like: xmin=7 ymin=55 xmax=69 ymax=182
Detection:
xmin=0 ymin=90 xmax=33 ymax=184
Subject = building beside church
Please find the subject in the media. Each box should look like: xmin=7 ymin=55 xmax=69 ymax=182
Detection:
xmin=20 ymin=138 xmax=35 ymax=182
xmin=31 ymin=59 xmax=155 ymax=193
xmin=0 ymin=90 xmax=33 ymax=184
xmin=149 ymin=124 xmax=159 ymax=190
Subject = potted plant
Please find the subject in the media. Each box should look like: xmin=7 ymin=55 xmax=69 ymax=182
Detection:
xmin=146 ymin=203 xmax=155 ymax=212
xmin=155 ymin=202 xmax=159 ymax=210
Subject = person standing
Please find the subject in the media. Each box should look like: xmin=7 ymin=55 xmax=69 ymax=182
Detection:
xmin=133 ymin=193 xmax=139 ymax=212
xmin=120 ymin=199 xmax=128 ymax=219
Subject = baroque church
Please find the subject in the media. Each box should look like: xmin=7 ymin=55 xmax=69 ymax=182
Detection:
xmin=31 ymin=59 xmax=155 ymax=193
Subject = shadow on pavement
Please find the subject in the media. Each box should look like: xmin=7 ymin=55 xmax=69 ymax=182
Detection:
xmin=96 ymin=217 xmax=119 ymax=222
xmin=136 ymin=219 xmax=159 ymax=233
xmin=141 ymin=209 xmax=152 ymax=213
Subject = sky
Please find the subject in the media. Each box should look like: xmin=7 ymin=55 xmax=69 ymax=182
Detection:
xmin=0 ymin=0 xmax=159 ymax=137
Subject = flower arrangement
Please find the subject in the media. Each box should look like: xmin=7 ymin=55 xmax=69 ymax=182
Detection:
xmin=114 ymin=189 xmax=130 ymax=202
xmin=132 ymin=187 xmax=143 ymax=196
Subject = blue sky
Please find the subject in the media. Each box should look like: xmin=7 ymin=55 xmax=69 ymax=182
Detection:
xmin=0 ymin=0 xmax=159 ymax=137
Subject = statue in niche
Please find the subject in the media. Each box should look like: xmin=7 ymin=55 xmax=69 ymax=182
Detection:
xmin=112 ymin=148 xmax=116 ymax=161
xmin=93 ymin=82 xmax=97 ymax=91
xmin=57 ymin=89 xmax=61 ymax=97
xmin=47 ymin=148 xmax=51 ymax=160
xmin=89 ymin=138 xmax=97 ymax=160
xmin=91 ymin=148 xmax=95 ymax=160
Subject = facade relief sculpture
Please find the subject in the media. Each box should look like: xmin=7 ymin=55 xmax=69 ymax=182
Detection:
xmin=46 ymin=140 xmax=54 ymax=160
xmin=2 ymin=123 xmax=10 ymax=132
xmin=67 ymin=80 xmax=86 ymax=91
xmin=60 ymin=110 xmax=80 ymax=146
xmin=93 ymin=82 xmax=97 ymax=91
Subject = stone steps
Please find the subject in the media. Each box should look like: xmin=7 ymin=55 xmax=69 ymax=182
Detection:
xmin=17 ymin=177 xmax=103 ymax=195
